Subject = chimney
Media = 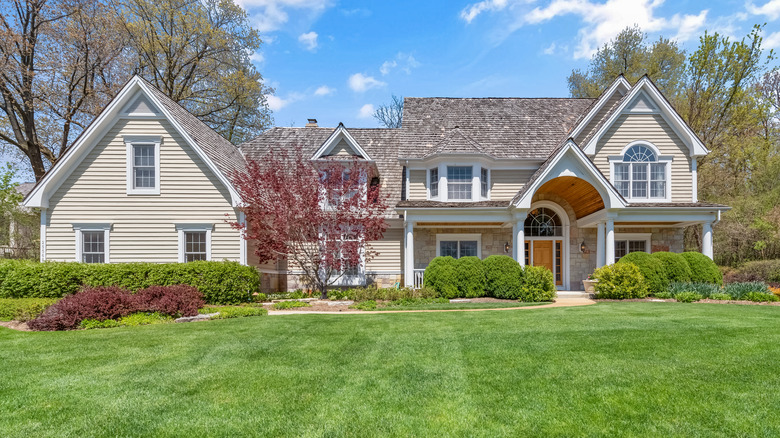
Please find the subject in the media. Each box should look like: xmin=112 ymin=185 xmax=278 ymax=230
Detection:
xmin=306 ymin=118 xmax=318 ymax=128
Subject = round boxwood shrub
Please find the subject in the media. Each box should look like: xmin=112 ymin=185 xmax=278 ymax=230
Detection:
xmin=651 ymin=252 xmax=692 ymax=284
xmin=592 ymin=263 xmax=648 ymax=299
xmin=680 ymin=252 xmax=723 ymax=285
xmin=617 ymin=252 xmax=668 ymax=295
xmin=483 ymin=255 xmax=524 ymax=299
xmin=519 ymin=265 xmax=556 ymax=302
xmin=455 ymin=256 xmax=486 ymax=298
xmin=424 ymin=256 xmax=459 ymax=299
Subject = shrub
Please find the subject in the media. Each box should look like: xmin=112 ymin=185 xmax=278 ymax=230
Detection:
xmin=384 ymin=297 xmax=449 ymax=307
xmin=252 ymin=293 xmax=268 ymax=302
xmin=272 ymin=301 xmax=312 ymax=310
xmin=680 ymin=252 xmax=723 ymax=285
xmin=0 ymin=262 xmax=86 ymax=299
xmin=592 ymin=263 xmax=648 ymax=299
xmin=133 ymin=285 xmax=204 ymax=317
xmin=0 ymin=298 xmax=58 ymax=322
xmin=667 ymin=282 xmax=720 ymax=298
xmin=651 ymin=252 xmax=692 ymax=283
xmin=483 ymin=255 xmax=524 ymax=299
xmin=675 ymin=291 xmax=703 ymax=303
xmin=424 ymin=257 xmax=459 ymax=299
xmin=519 ymin=265 xmax=556 ymax=302
xmin=119 ymin=312 xmax=175 ymax=326
xmin=349 ymin=300 xmax=377 ymax=311
xmin=617 ymin=252 xmax=669 ymax=295
xmin=743 ymin=291 xmax=779 ymax=303
xmin=208 ymin=306 xmax=268 ymax=319
xmin=725 ymin=260 xmax=780 ymax=284
xmin=29 ymin=287 xmax=137 ymax=331
xmin=455 ymin=256 xmax=486 ymax=298
xmin=711 ymin=293 xmax=731 ymax=301
xmin=722 ymin=282 xmax=770 ymax=300
xmin=80 ymin=318 xmax=122 ymax=329
xmin=653 ymin=291 xmax=673 ymax=299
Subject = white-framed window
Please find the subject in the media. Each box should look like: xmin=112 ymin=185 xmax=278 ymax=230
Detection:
xmin=73 ymin=223 xmax=111 ymax=263
xmin=447 ymin=166 xmax=472 ymax=200
xmin=610 ymin=142 xmax=671 ymax=202
xmin=429 ymin=168 xmax=438 ymax=198
xmin=614 ymin=233 xmax=652 ymax=260
xmin=176 ymin=224 xmax=212 ymax=262
xmin=327 ymin=229 xmax=366 ymax=286
xmin=125 ymin=136 xmax=161 ymax=195
xmin=436 ymin=233 xmax=481 ymax=258
xmin=321 ymin=168 xmax=366 ymax=209
xmin=481 ymin=167 xmax=489 ymax=198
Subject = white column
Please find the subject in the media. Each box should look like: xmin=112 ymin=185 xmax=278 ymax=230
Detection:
xmin=39 ymin=208 xmax=47 ymax=262
xmin=702 ymin=222 xmax=713 ymax=260
xmin=471 ymin=164 xmax=480 ymax=200
xmin=404 ymin=220 xmax=415 ymax=287
xmin=605 ymin=218 xmax=615 ymax=265
xmin=513 ymin=210 xmax=527 ymax=265
xmin=596 ymin=222 xmax=605 ymax=268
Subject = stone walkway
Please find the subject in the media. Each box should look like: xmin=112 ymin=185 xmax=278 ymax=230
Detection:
xmin=268 ymin=297 xmax=596 ymax=315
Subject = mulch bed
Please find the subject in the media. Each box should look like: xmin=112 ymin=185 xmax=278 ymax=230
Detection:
xmin=266 ymin=297 xmax=523 ymax=312
xmin=597 ymin=298 xmax=780 ymax=306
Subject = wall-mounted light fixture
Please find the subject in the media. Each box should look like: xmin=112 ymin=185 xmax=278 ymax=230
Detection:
xmin=504 ymin=241 xmax=511 ymax=253
xmin=580 ymin=241 xmax=587 ymax=253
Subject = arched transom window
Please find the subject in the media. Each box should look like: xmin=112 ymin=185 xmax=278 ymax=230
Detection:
xmin=524 ymin=208 xmax=562 ymax=236
xmin=614 ymin=144 xmax=666 ymax=199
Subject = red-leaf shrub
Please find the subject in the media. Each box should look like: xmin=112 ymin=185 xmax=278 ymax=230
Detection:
xmin=29 ymin=286 xmax=137 ymax=331
xmin=133 ymin=285 xmax=203 ymax=317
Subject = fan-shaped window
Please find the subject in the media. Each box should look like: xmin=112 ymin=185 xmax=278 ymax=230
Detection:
xmin=614 ymin=144 xmax=666 ymax=199
xmin=524 ymin=208 xmax=562 ymax=236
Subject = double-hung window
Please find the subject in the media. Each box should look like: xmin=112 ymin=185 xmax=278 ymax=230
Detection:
xmin=176 ymin=224 xmax=212 ymax=262
xmin=73 ymin=223 xmax=111 ymax=263
xmin=613 ymin=144 xmax=668 ymax=201
xmin=126 ymin=137 xmax=161 ymax=195
xmin=447 ymin=166 xmax=472 ymax=200
xmin=614 ymin=234 xmax=651 ymax=260
xmin=429 ymin=168 xmax=438 ymax=198
xmin=437 ymin=234 xmax=481 ymax=259
xmin=481 ymin=168 xmax=489 ymax=198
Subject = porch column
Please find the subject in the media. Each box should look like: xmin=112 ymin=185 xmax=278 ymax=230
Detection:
xmin=605 ymin=218 xmax=615 ymax=265
xmin=513 ymin=210 xmax=528 ymax=265
xmin=702 ymin=222 xmax=713 ymax=260
xmin=404 ymin=220 xmax=415 ymax=287
xmin=596 ymin=222 xmax=606 ymax=268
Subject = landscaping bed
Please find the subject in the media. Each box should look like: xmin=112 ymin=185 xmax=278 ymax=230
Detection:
xmin=264 ymin=297 xmax=542 ymax=312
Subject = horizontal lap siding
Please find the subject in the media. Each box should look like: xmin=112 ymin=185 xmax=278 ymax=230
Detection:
xmin=366 ymin=227 xmax=402 ymax=272
xmin=594 ymin=114 xmax=693 ymax=202
xmin=408 ymin=170 xmax=427 ymax=199
xmin=576 ymin=92 xmax=622 ymax=144
xmin=490 ymin=169 xmax=533 ymax=200
xmin=46 ymin=118 xmax=240 ymax=263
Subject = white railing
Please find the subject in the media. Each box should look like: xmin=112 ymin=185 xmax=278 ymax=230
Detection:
xmin=413 ymin=269 xmax=425 ymax=289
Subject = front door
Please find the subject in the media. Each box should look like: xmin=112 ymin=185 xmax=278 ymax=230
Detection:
xmin=532 ymin=241 xmax=554 ymax=273
xmin=526 ymin=240 xmax=563 ymax=286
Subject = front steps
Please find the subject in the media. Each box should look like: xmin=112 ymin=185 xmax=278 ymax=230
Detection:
xmin=557 ymin=291 xmax=595 ymax=299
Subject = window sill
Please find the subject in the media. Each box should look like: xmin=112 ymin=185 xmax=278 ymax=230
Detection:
xmin=126 ymin=189 xmax=161 ymax=196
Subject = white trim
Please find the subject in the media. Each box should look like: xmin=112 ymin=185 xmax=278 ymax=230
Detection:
xmin=426 ymin=167 xmax=440 ymax=200
xmin=175 ymin=223 xmax=213 ymax=263
xmin=72 ymin=223 xmax=111 ymax=263
xmin=238 ymin=211 xmax=247 ymax=266
xmin=311 ymin=124 xmax=372 ymax=160
xmin=435 ymin=233 xmax=482 ymax=258
xmin=39 ymin=208 xmax=47 ymax=262
xmin=583 ymin=76 xmax=709 ymax=157
xmin=569 ymin=76 xmax=631 ymax=140
xmin=608 ymin=140 xmax=672 ymax=203
xmin=691 ymin=157 xmax=698 ymax=202
xmin=405 ymin=166 xmax=410 ymax=201
xmin=125 ymin=136 xmax=162 ymax=195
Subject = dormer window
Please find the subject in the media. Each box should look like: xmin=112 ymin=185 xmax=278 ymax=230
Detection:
xmin=429 ymin=168 xmax=438 ymax=197
xmin=612 ymin=143 xmax=669 ymax=201
xmin=447 ymin=166 xmax=472 ymax=200
xmin=481 ymin=168 xmax=489 ymax=198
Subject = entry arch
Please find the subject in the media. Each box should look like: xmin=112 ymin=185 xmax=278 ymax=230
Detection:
xmin=525 ymin=200 xmax=570 ymax=288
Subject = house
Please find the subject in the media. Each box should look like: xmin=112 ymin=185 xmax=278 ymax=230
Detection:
xmin=22 ymin=75 xmax=729 ymax=291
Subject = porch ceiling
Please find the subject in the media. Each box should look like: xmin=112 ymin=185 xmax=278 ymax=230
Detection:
xmin=536 ymin=176 xmax=604 ymax=219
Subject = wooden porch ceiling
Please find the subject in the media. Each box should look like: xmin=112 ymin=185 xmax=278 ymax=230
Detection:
xmin=536 ymin=176 xmax=605 ymax=219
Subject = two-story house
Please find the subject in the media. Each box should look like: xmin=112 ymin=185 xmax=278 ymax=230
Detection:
xmin=23 ymin=75 xmax=728 ymax=291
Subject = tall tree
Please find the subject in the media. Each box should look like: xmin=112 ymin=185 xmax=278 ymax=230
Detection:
xmin=117 ymin=0 xmax=272 ymax=144
xmin=568 ymin=26 xmax=686 ymax=98
xmin=0 ymin=0 xmax=128 ymax=180
xmin=373 ymin=94 xmax=403 ymax=128
xmin=232 ymin=149 xmax=390 ymax=299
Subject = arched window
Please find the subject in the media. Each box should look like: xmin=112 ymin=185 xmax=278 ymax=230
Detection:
xmin=524 ymin=208 xmax=562 ymax=236
xmin=614 ymin=144 xmax=666 ymax=199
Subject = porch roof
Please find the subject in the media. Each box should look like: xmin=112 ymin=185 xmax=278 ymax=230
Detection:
xmin=396 ymin=200 xmax=509 ymax=208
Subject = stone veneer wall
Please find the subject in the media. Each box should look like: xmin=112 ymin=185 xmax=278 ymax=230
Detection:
xmin=413 ymin=227 xmax=513 ymax=269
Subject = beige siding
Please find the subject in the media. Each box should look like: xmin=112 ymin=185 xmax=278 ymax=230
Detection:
xmin=366 ymin=227 xmax=402 ymax=272
xmin=46 ymin=118 xmax=241 ymax=263
xmin=594 ymin=113 xmax=693 ymax=202
xmin=575 ymin=92 xmax=622 ymax=144
xmin=490 ymin=169 xmax=533 ymax=200
xmin=408 ymin=170 xmax=427 ymax=200
xmin=327 ymin=138 xmax=358 ymax=157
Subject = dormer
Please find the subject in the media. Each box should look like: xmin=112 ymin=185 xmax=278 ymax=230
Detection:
xmin=311 ymin=123 xmax=372 ymax=161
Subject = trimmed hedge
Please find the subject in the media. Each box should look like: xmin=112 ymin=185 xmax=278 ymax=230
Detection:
xmin=0 ymin=260 xmax=259 ymax=304
xmin=680 ymin=252 xmax=723 ymax=285
xmin=455 ymin=256 xmax=486 ymax=298
xmin=519 ymin=265 xmax=556 ymax=302
xmin=592 ymin=263 xmax=648 ymax=299
xmin=617 ymin=252 xmax=668 ymax=295
xmin=424 ymin=256 xmax=459 ymax=299
xmin=0 ymin=298 xmax=59 ymax=322
xmin=483 ymin=255 xmax=524 ymax=299
xmin=651 ymin=252 xmax=692 ymax=284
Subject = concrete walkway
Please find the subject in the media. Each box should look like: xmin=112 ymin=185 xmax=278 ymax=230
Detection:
xmin=267 ymin=297 xmax=596 ymax=315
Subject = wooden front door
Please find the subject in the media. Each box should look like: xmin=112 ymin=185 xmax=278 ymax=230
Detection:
xmin=532 ymin=241 xmax=554 ymax=273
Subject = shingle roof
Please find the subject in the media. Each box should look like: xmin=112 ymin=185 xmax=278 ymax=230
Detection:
xmin=142 ymin=78 xmax=246 ymax=182
xmin=400 ymin=97 xmax=595 ymax=159
xmin=424 ymin=128 xmax=489 ymax=157
xmin=240 ymin=127 xmax=404 ymax=208
xmin=626 ymin=202 xmax=730 ymax=209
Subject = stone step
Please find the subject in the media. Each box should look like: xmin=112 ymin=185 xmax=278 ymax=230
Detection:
xmin=557 ymin=291 xmax=594 ymax=299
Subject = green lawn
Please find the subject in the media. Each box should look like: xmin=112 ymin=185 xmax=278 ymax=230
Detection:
xmin=374 ymin=301 xmax=547 ymax=311
xmin=2 ymin=302 xmax=780 ymax=437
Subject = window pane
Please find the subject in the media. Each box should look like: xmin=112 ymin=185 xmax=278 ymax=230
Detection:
xmin=82 ymin=231 xmax=105 ymax=263
xmin=480 ymin=168 xmax=488 ymax=197
xmin=133 ymin=144 xmax=156 ymax=189
xmin=632 ymin=181 xmax=647 ymax=198
xmin=650 ymin=163 xmax=665 ymax=180
xmin=624 ymin=145 xmax=656 ymax=162
xmin=615 ymin=240 xmax=628 ymax=259
xmin=184 ymin=231 xmax=207 ymax=262
xmin=615 ymin=163 xmax=630 ymax=181
xmin=429 ymin=168 xmax=438 ymax=197
xmin=628 ymin=240 xmax=647 ymax=253
xmin=459 ymin=241 xmax=478 ymax=257
xmin=650 ymin=181 xmax=665 ymax=198
xmin=615 ymin=181 xmax=630 ymax=197
xmin=555 ymin=241 xmax=562 ymax=283
xmin=524 ymin=208 xmax=562 ymax=237
xmin=632 ymin=163 xmax=647 ymax=180
xmin=447 ymin=166 xmax=472 ymax=200
xmin=440 ymin=241 xmax=458 ymax=258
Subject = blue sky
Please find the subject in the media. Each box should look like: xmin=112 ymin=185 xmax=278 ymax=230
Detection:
xmin=239 ymin=0 xmax=780 ymax=128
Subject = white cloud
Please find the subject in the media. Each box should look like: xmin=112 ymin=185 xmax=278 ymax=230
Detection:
xmin=358 ymin=104 xmax=375 ymax=119
xmin=235 ymin=0 xmax=332 ymax=33
xmin=747 ymin=0 xmax=780 ymax=20
xmin=298 ymin=31 xmax=319 ymax=50
xmin=765 ymin=31 xmax=780 ymax=49
xmin=249 ymin=52 xmax=265 ymax=64
xmin=380 ymin=60 xmax=397 ymax=75
xmin=348 ymin=73 xmax=386 ymax=92
xmin=266 ymin=92 xmax=305 ymax=111
xmin=542 ymin=42 xmax=556 ymax=55
xmin=461 ymin=0 xmax=510 ymax=23
xmin=461 ymin=0 xmax=710 ymax=59
xmin=379 ymin=53 xmax=420 ymax=76
xmin=314 ymin=85 xmax=335 ymax=96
